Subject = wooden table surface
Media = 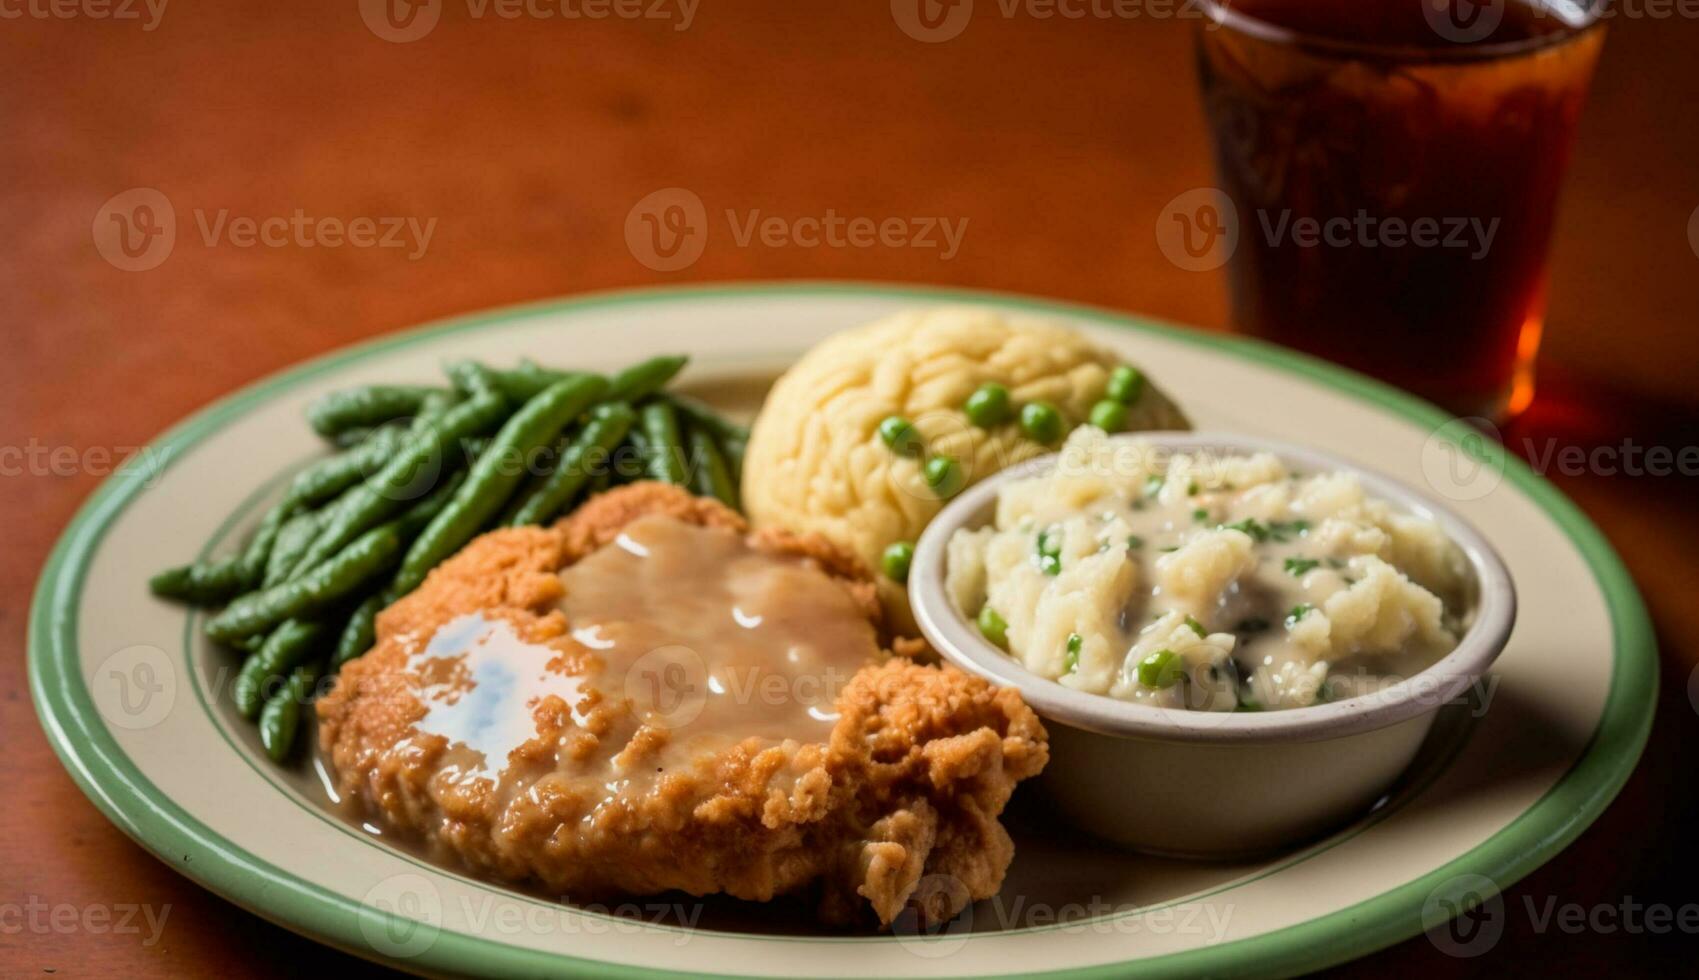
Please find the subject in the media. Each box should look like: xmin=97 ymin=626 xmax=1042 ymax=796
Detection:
xmin=4 ymin=2 xmax=1695 ymax=975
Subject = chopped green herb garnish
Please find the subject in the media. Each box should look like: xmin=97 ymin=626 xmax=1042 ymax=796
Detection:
xmin=1221 ymin=518 xmax=1269 ymax=542
xmin=1159 ymin=545 xmax=1179 ymax=553
xmin=1126 ymin=535 xmax=1144 ymax=549
xmin=1284 ymin=557 xmax=1320 ymax=577
xmin=1137 ymin=649 xmax=1183 ymax=689
xmin=1063 ymin=633 xmax=1082 ymax=673
xmin=1234 ymin=701 xmax=1263 ymax=713
xmin=1192 ymin=507 xmax=1210 ymax=523
xmin=1183 ymin=615 xmax=1207 ymax=639
xmin=1267 ymin=519 xmax=1310 ymax=542
xmin=1187 ymin=480 xmax=1200 ymax=496
xmin=1286 ymin=603 xmax=1314 ymax=625
xmin=1143 ymin=474 xmax=1164 ymax=497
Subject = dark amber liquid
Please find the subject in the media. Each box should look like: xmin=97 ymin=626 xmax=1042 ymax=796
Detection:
xmin=1197 ymin=0 xmax=1603 ymax=417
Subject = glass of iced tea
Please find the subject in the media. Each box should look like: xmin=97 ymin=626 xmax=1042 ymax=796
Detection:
xmin=1195 ymin=0 xmax=1605 ymax=419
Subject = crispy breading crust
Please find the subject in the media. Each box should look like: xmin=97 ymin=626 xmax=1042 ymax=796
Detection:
xmin=317 ymin=482 xmax=1047 ymax=926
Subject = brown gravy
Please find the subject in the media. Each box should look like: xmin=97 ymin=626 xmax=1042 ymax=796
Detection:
xmin=384 ymin=515 xmax=881 ymax=809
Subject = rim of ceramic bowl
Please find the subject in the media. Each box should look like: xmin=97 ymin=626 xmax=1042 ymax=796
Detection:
xmin=909 ymin=431 xmax=1517 ymax=744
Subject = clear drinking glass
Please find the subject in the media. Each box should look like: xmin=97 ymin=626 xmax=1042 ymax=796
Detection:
xmin=1195 ymin=0 xmax=1605 ymax=419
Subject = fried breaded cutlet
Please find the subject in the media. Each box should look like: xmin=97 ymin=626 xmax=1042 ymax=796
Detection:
xmin=317 ymin=482 xmax=1047 ymax=925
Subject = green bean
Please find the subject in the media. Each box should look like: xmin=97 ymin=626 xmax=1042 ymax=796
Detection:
xmin=332 ymin=595 xmax=382 ymax=668
xmin=722 ymin=435 xmax=746 ymax=483
xmin=233 ymin=619 xmax=328 ymax=719
xmin=235 ymin=503 xmax=288 ymax=587
xmin=207 ymin=524 xmax=403 ymax=644
xmin=313 ymin=471 xmax=464 ymax=668
xmin=474 ymin=360 xmax=601 ymax=402
xmin=331 ymin=427 xmax=375 ymax=449
xmin=665 ymin=393 xmax=750 ymax=444
xmin=615 ymin=428 xmax=650 ymax=485
xmin=507 ymin=403 xmax=636 ymax=526
xmin=148 ymin=556 xmax=247 ymax=606
xmin=264 ymin=511 xmax=321 ymax=587
xmin=445 ymin=361 xmax=505 ymax=398
xmin=497 ymin=431 xmax=572 ymax=526
xmin=306 ymin=385 xmax=440 ymax=439
xmin=638 ymin=401 xmax=688 ymax=485
xmin=287 ymin=392 xmax=508 ymax=578
xmin=414 ymin=387 xmax=462 ymax=421
xmin=283 ymin=427 xmax=408 ymax=510
xmin=605 ymin=355 xmax=687 ymax=403
xmin=687 ymin=427 xmax=738 ymax=508
xmin=391 ymin=375 xmax=609 ymax=597
xmin=258 ymin=661 xmax=320 ymax=762
xmin=395 ymin=469 xmax=467 ymax=538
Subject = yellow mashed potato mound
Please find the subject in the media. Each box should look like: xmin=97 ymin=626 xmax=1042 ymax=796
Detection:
xmin=742 ymin=306 xmax=1189 ymax=627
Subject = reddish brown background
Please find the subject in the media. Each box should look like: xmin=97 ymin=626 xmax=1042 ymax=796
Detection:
xmin=3 ymin=1 xmax=1696 ymax=975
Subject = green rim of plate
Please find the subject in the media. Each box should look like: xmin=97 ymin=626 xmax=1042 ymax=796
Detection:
xmin=28 ymin=282 xmax=1658 ymax=979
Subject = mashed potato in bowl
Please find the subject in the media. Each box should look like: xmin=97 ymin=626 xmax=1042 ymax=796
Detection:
xmin=742 ymin=306 xmax=1188 ymax=627
xmin=946 ymin=428 xmax=1472 ymax=711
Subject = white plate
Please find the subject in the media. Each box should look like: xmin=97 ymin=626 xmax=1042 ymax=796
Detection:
xmin=30 ymin=283 xmax=1656 ymax=977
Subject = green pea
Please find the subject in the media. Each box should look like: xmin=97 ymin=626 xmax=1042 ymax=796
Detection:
xmin=963 ymin=383 xmax=1012 ymax=428
xmin=1089 ymin=399 xmax=1129 ymax=433
xmin=1138 ymin=649 xmax=1183 ymax=689
xmin=977 ymin=606 xmax=1008 ymax=648
xmin=1019 ymin=401 xmax=1063 ymax=444
xmin=881 ymin=541 xmax=915 ymax=583
xmin=878 ymin=415 xmax=923 ymax=456
xmin=1107 ymin=365 xmax=1145 ymax=405
xmin=923 ymin=455 xmax=964 ymax=498
xmin=1036 ymin=526 xmax=1062 ymax=576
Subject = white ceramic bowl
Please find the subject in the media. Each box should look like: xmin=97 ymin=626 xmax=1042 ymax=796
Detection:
xmin=909 ymin=432 xmax=1517 ymax=858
